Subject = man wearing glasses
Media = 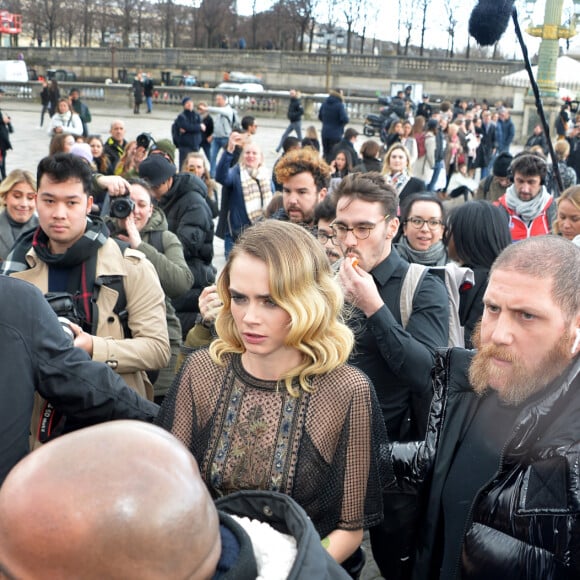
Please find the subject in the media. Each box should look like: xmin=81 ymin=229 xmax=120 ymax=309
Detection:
xmin=332 ymin=172 xmax=449 ymax=580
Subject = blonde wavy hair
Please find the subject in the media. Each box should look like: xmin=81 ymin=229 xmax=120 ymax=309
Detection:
xmin=382 ymin=142 xmax=412 ymax=175
xmin=0 ymin=169 xmax=36 ymax=205
xmin=210 ymin=220 xmax=354 ymax=396
xmin=554 ymin=185 xmax=580 ymax=235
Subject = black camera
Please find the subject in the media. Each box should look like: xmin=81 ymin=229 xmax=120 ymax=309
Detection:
xmin=136 ymin=132 xmax=155 ymax=151
xmin=45 ymin=292 xmax=83 ymax=343
xmin=109 ymin=195 xmax=135 ymax=219
xmin=45 ymin=292 xmax=82 ymax=325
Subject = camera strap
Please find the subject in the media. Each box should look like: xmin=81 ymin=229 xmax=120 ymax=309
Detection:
xmin=38 ymin=401 xmax=65 ymax=443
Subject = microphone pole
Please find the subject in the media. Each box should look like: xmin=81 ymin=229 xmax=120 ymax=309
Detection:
xmin=511 ymin=6 xmax=563 ymax=193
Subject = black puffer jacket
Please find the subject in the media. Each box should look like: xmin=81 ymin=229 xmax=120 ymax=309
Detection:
xmin=391 ymin=349 xmax=580 ymax=579
xmin=157 ymin=173 xmax=216 ymax=335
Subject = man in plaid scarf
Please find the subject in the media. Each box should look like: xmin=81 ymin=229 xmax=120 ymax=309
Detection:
xmin=5 ymin=153 xmax=169 ymax=445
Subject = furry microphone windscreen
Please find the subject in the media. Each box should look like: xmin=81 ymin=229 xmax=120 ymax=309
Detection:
xmin=469 ymin=0 xmax=515 ymax=46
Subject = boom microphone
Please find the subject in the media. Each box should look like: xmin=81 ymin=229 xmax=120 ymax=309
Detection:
xmin=469 ymin=0 xmax=516 ymax=46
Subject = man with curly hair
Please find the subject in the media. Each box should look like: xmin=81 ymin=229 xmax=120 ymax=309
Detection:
xmin=271 ymin=147 xmax=330 ymax=227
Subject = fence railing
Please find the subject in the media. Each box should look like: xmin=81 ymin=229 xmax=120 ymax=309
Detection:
xmin=0 ymin=81 xmax=383 ymax=121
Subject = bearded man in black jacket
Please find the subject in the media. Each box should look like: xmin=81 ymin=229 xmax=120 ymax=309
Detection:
xmin=391 ymin=236 xmax=580 ymax=580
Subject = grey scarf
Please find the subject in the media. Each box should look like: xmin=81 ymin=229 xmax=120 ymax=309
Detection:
xmin=505 ymin=184 xmax=552 ymax=222
xmin=396 ymin=237 xmax=448 ymax=267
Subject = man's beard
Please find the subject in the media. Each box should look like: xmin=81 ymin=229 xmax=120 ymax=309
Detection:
xmin=469 ymin=322 xmax=572 ymax=406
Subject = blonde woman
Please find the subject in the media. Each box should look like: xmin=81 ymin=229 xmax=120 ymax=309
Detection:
xmin=215 ymin=132 xmax=272 ymax=258
xmin=156 ymin=220 xmax=388 ymax=571
xmin=382 ymin=142 xmax=426 ymax=205
xmin=0 ymin=169 xmax=38 ymax=261
xmin=554 ymin=185 xmax=580 ymax=243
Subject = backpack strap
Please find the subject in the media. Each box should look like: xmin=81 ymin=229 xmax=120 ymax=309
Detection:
xmin=399 ymin=263 xmax=428 ymax=329
xmin=90 ymin=238 xmax=132 ymax=339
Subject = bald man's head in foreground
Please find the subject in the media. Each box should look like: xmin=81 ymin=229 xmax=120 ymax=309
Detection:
xmin=0 ymin=421 xmax=221 ymax=580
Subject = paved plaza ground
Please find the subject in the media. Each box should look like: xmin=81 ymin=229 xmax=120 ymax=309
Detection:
xmin=4 ymin=98 xmax=384 ymax=579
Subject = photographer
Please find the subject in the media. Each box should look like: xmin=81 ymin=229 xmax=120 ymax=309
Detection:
xmin=111 ymin=179 xmax=193 ymax=403
xmin=139 ymin=154 xmax=215 ymax=337
xmin=2 ymin=154 xmax=170 ymax=444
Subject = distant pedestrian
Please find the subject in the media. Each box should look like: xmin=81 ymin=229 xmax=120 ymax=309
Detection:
xmin=0 ymin=89 xmax=13 ymax=180
xmin=197 ymin=101 xmax=213 ymax=163
xmin=302 ymin=125 xmax=320 ymax=151
xmin=276 ymin=89 xmax=304 ymax=152
xmin=318 ymin=89 xmax=349 ymax=163
xmin=132 ymin=72 xmax=144 ymax=114
xmin=39 ymin=79 xmax=50 ymax=128
xmin=143 ymin=72 xmax=154 ymax=114
xmin=69 ymin=88 xmax=92 ymax=137
xmin=199 ymin=94 xmax=239 ymax=178
xmin=47 ymin=79 xmax=60 ymax=117
xmin=173 ymin=97 xmax=204 ymax=169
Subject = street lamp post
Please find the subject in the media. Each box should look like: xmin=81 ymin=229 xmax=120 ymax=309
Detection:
xmin=526 ymin=0 xmax=580 ymax=96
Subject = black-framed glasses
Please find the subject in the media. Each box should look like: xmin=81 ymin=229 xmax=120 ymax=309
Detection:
xmin=405 ymin=217 xmax=444 ymax=230
xmin=316 ymin=230 xmax=334 ymax=244
xmin=331 ymin=215 xmax=390 ymax=244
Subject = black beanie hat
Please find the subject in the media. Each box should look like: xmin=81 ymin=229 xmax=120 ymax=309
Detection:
xmin=493 ymin=152 xmax=513 ymax=177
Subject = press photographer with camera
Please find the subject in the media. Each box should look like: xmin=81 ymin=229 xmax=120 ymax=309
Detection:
xmin=139 ymin=153 xmax=216 ymax=337
xmin=2 ymin=153 xmax=170 ymax=445
xmin=109 ymin=178 xmax=193 ymax=403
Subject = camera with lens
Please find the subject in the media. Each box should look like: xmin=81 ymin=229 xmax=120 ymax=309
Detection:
xmin=44 ymin=292 xmax=83 ymax=344
xmin=109 ymin=194 xmax=135 ymax=219
xmin=136 ymin=132 xmax=155 ymax=152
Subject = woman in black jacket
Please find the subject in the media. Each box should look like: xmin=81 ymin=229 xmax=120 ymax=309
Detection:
xmin=445 ymin=200 xmax=511 ymax=348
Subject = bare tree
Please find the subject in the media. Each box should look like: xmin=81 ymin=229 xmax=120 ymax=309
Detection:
xmin=418 ymin=0 xmax=428 ymax=56
xmin=110 ymin=0 xmax=135 ymax=46
xmin=198 ymin=0 xmax=234 ymax=48
xmin=340 ymin=0 xmax=360 ymax=53
xmin=400 ymin=0 xmax=419 ymax=55
xmin=444 ymin=0 xmax=460 ymax=58
xmin=156 ymin=0 xmax=175 ymax=48
xmin=39 ymin=0 xmax=63 ymax=46
xmin=287 ymin=0 xmax=318 ymax=52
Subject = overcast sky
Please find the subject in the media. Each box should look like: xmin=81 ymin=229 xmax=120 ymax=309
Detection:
xmin=235 ymin=0 xmax=580 ymax=58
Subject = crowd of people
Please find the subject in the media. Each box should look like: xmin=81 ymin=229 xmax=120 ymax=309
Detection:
xmin=0 ymin=85 xmax=579 ymax=580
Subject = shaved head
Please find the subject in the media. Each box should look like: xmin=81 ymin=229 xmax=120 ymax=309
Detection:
xmin=0 ymin=422 xmax=220 ymax=580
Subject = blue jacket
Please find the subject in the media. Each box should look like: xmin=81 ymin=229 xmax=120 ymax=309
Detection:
xmin=215 ymin=151 xmax=249 ymax=239
xmin=318 ymin=94 xmax=349 ymax=141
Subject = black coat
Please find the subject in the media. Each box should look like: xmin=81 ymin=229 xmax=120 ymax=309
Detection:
xmin=330 ymin=138 xmax=360 ymax=167
xmin=347 ymin=248 xmax=449 ymax=441
xmin=287 ymin=96 xmax=304 ymax=122
xmin=0 ymin=276 xmax=158 ymax=485
xmin=475 ymin=123 xmax=497 ymax=168
xmin=159 ymin=173 xmax=216 ymax=330
xmin=318 ymin=94 xmax=349 ymax=141
xmin=399 ymin=177 xmax=426 ymax=207
xmin=0 ymin=108 xmax=13 ymax=152
xmin=391 ymin=349 xmax=580 ymax=579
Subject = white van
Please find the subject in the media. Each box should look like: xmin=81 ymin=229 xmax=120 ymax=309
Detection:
xmin=0 ymin=60 xmax=28 ymax=83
